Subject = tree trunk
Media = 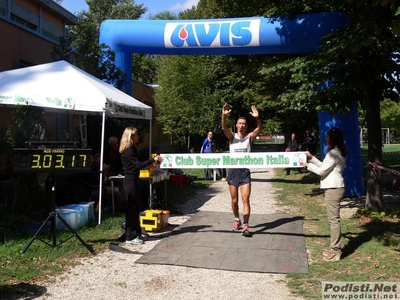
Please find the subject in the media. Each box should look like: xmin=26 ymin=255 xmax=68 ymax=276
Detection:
xmin=365 ymin=92 xmax=383 ymax=210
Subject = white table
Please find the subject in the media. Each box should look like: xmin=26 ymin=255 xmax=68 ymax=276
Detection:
xmin=108 ymin=170 xmax=168 ymax=212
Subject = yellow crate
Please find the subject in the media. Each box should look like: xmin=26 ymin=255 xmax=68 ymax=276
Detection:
xmin=140 ymin=210 xmax=169 ymax=232
xmin=140 ymin=168 xmax=155 ymax=177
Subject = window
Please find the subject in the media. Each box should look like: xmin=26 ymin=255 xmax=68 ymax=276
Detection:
xmin=10 ymin=13 xmax=37 ymax=31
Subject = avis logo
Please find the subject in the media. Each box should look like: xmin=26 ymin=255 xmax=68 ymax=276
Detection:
xmin=164 ymin=20 xmax=261 ymax=48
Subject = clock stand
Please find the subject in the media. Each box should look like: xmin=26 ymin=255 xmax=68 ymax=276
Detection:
xmin=14 ymin=142 xmax=95 ymax=254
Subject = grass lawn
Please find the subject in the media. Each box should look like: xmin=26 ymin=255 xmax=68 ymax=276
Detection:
xmin=272 ymin=168 xmax=400 ymax=299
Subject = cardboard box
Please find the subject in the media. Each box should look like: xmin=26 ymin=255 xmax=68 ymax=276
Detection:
xmin=140 ymin=210 xmax=169 ymax=232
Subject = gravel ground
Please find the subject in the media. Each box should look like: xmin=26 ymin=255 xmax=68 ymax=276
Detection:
xmin=35 ymin=168 xmax=304 ymax=300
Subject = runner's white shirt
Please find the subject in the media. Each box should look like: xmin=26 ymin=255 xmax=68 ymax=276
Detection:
xmin=230 ymin=133 xmax=251 ymax=153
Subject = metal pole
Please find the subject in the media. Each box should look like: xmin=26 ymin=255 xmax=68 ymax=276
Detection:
xmin=98 ymin=109 xmax=106 ymax=225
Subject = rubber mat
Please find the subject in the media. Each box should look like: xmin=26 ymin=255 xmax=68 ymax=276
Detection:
xmin=136 ymin=211 xmax=309 ymax=274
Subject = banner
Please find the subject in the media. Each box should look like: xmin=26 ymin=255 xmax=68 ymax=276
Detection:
xmin=0 ymin=94 xmax=75 ymax=109
xmin=160 ymin=152 xmax=307 ymax=169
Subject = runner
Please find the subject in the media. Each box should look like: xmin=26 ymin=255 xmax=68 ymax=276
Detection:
xmin=221 ymin=102 xmax=263 ymax=236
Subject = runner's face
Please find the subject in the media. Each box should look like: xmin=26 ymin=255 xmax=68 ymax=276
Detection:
xmin=236 ymin=119 xmax=247 ymax=132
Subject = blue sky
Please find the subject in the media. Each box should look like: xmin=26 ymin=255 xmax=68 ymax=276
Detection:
xmin=60 ymin=0 xmax=199 ymax=18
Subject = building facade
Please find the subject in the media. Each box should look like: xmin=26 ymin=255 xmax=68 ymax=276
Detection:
xmin=0 ymin=0 xmax=77 ymax=70
xmin=0 ymin=0 xmax=160 ymax=157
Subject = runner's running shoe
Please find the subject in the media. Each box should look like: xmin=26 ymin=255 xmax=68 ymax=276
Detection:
xmin=241 ymin=224 xmax=250 ymax=237
xmin=232 ymin=220 xmax=242 ymax=231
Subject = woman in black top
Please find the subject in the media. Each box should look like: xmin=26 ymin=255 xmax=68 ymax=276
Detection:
xmin=119 ymin=127 xmax=163 ymax=244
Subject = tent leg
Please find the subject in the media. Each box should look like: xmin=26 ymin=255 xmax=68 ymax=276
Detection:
xmin=98 ymin=110 xmax=106 ymax=225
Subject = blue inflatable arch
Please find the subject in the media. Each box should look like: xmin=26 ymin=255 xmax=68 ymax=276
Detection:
xmin=99 ymin=12 xmax=364 ymax=197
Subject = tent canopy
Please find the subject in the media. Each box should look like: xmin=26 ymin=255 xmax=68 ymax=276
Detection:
xmin=0 ymin=60 xmax=152 ymax=120
xmin=0 ymin=60 xmax=153 ymax=224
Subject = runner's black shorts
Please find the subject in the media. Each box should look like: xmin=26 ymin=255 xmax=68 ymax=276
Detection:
xmin=226 ymin=168 xmax=251 ymax=187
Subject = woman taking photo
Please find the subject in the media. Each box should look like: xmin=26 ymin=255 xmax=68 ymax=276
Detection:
xmin=304 ymin=128 xmax=347 ymax=261
xmin=119 ymin=127 xmax=163 ymax=245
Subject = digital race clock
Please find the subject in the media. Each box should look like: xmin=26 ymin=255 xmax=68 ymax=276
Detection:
xmin=13 ymin=148 xmax=92 ymax=173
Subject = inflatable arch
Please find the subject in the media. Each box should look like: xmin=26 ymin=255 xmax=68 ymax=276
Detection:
xmin=99 ymin=12 xmax=364 ymax=197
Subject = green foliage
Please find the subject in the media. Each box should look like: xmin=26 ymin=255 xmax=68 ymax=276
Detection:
xmin=131 ymin=11 xmax=179 ymax=84
xmin=155 ymin=55 xmax=217 ymax=146
xmin=5 ymin=106 xmax=46 ymax=147
xmin=52 ymin=0 xmax=147 ymax=88
xmin=380 ymin=99 xmax=400 ymax=136
xmin=148 ymin=10 xmax=178 ymax=20
xmin=174 ymin=0 xmax=400 ymax=210
xmin=72 ymin=0 xmax=147 ymax=88
xmin=152 ymin=1 xmax=324 ymax=147
xmin=261 ymin=119 xmax=283 ymax=136
xmin=356 ymin=207 xmax=399 ymax=221
xmin=0 ymin=106 xmax=46 ymax=177
xmin=132 ymin=53 xmax=157 ymax=84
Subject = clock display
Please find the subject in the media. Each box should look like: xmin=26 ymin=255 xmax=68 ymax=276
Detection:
xmin=13 ymin=148 xmax=92 ymax=173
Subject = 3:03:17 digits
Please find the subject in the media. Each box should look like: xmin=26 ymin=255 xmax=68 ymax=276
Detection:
xmin=31 ymin=154 xmax=88 ymax=169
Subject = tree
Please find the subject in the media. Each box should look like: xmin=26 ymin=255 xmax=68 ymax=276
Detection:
xmin=155 ymin=55 xmax=216 ymax=147
xmin=132 ymin=11 xmax=179 ymax=84
xmin=51 ymin=0 xmax=148 ymax=149
xmin=52 ymin=0 xmax=147 ymax=88
xmin=153 ymin=1 xmax=318 ymax=147
xmin=259 ymin=0 xmax=400 ymax=210
xmin=153 ymin=0 xmax=400 ymax=210
xmin=381 ymin=98 xmax=400 ymax=137
xmin=0 ymin=106 xmax=46 ymax=177
xmin=74 ymin=0 xmax=146 ymax=86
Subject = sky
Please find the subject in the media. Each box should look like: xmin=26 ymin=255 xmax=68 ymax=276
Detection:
xmin=60 ymin=0 xmax=200 ymax=19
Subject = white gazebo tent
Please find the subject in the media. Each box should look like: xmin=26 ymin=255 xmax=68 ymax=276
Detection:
xmin=0 ymin=60 xmax=153 ymax=224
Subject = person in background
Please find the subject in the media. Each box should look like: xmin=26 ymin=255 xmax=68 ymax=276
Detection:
xmin=104 ymin=136 xmax=123 ymax=176
xmin=200 ymin=131 xmax=214 ymax=180
xmin=303 ymin=128 xmax=347 ymax=261
xmin=303 ymin=129 xmax=317 ymax=155
xmin=81 ymin=152 xmax=112 ymax=211
xmin=219 ymin=168 xmax=227 ymax=181
xmin=222 ymin=102 xmax=262 ymax=237
xmin=119 ymin=127 xmax=163 ymax=245
xmin=103 ymin=136 xmax=125 ymax=210
xmin=286 ymin=133 xmax=300 ymax=175
xmin=210 ymin=142 xmax=227 ymax=181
